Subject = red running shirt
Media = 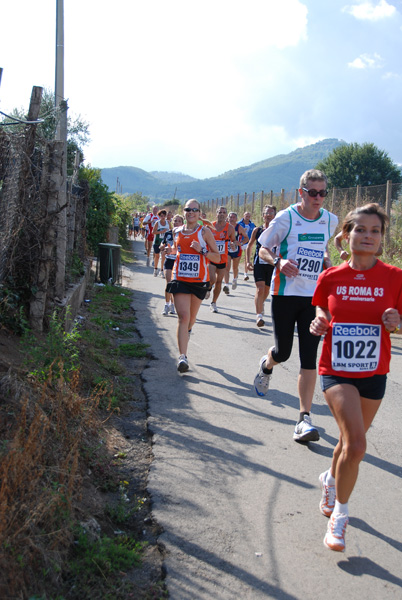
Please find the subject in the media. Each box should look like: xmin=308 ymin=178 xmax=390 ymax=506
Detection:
xmin=312 ymin=260 xmax=402 ymax=377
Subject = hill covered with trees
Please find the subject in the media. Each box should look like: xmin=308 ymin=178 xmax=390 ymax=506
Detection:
xmin=100 ymin=138 xmax=345 ymax=202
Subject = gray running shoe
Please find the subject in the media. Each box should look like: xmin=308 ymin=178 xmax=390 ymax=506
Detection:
xmin=253 ymin=355 xmax=272 ymax=396
xmin=161 ymin=304 xmax=169 ymax=316
xmin=256 ymin=314 xmax=265 ymax=328
xmin=231 ymin=279 xmax=237 ymax=290
xmin=169 ymin=303 xmax=176 ymax=315
xmin=293 ymin=415 xmax=320 ymax=443
xmin=177 ymin=354 xmax=189 ymax=373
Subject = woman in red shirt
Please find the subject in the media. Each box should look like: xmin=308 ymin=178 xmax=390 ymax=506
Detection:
xmin=310 ymin=203 xmax=402 ymax=552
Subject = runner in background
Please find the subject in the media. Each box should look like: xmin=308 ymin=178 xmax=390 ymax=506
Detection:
xmin=246 ymin=204 xmax=276 ymax=327
xmin=133 ymin=213 xmax=140 ymax=239
xmin=238 ymin=211 xmax=256 ymax=281
xmin=152 ymin=209 xmax=170 ymax=277
xmin=208 ymin=206 xmax=236 ymax=313
xmin=143 ymin=205 xmax=160 ymax=267
xmin=139 ymin=214 xmax=146 ymax=240
xmin=160 ymin=213 xmax=184 ymax=315
xmin=223 ymin=212 xmax=249 ymax=294
xmin=128 ymin=216 xmax=134 ymax=239
xmin=310 ymin=202 xmax=402 ymax=552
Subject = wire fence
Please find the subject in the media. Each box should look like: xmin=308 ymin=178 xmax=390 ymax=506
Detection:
xmin=0 ymin=117 xmax=88 ymax=331
xmin=201 ymin=182 xmax=402 ymax=262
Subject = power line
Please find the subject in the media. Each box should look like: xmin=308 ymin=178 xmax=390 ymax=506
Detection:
xmin=0 ymin=109 xmax=44 ymax=126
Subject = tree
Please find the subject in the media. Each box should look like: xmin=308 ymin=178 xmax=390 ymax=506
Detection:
xmin=124 ymin=192 xmax=150 ymax=214
xmin=79 ymin=166 xmax=116 ymax=254
xmin=111 ymin=194 xmax=135 ymax=248
xmin=316 ymin=142 xmax=402 ymax=189
xmin=1 ymin=88 xmax=90 ymax=175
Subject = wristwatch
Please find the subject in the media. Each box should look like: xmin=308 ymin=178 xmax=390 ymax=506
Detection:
xmin=201 ymin=247 xmax=208 ymax=255
xmin=273 ymin=257 xmax=281 ymax=267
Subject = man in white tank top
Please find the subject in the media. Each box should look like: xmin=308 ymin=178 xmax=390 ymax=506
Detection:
xmin=253 ymin=169 xmax=338 ymax=443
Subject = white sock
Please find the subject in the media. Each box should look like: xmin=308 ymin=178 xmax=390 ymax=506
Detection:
xmin=326 ymin=470 xmax=336 ymax=486
xmin=333 ymin=500 xmax=348 ymax=516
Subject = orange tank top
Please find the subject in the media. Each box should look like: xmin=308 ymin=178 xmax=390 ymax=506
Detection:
xmin=172 ymin=225 xmax=210 ymax=283
xmin=212 ymin=221 xmax=230 ymax=264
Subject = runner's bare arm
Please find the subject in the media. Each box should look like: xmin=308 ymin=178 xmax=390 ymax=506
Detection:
xmin=310 ymin=306 xmax=331 ymax=336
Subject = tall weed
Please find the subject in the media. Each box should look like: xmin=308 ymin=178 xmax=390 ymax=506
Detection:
xmin=22 ymin=309 xmax=81 ymax=381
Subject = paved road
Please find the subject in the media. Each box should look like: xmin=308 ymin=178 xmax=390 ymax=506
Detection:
xmin=125 ymin=239 xmax=402 ymax=600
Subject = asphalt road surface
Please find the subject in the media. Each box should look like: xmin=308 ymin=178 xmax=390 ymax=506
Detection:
xmin=125 ymin=239 xmax=402 ymax=600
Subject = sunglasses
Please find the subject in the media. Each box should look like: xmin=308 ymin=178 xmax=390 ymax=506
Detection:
xmin=184 ymin=207 xmax=200 ymax=213
xmin=302 ymin=187 xmax=328 ymax=198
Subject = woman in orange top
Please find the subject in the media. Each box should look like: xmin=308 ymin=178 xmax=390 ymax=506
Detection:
xmin=167 ymin=199 xmax=219 ymax=372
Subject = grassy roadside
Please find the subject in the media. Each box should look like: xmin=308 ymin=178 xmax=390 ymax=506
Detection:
xmin=0 ymin=264 xmax=167 ymax=599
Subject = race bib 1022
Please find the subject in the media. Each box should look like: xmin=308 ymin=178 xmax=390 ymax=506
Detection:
xmin=331 ymin=322 xmax=381 ymax=372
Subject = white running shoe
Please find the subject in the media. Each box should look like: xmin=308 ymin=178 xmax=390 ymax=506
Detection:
xmin=159 ymin=270 xmax=165 ymax=278
xmin=293 ymin=415 xmax=320 ymax=443
xmin=205 ymin=290 xmax=211 ymax=300
xmin=243 ymin=274 xmax=249 ymax=281
xmin=223 ymin=285 xmax=230 ymax=295
xmin=210 ymin=302 xmax=218 ymax=313
xmin=161 ymin=304 xmax=169 ymax=316
xmin=169 ymin=303 xmax=176 ymax=315
xmin=256 ymin=314 xmax=265 ymax=328
xmin=177 ymin=354 xmax=189 ymax=373
xmin=319 ymin=471 xmax=336 ymax=517
xmin=231 ymin=279 xmax=237 ymax=290
xmin=153 ymin=269 xmax=158 ymax=277
xmin=253 ymin=355 xmax=272 ymax=396
xmin=324 ymin=513 xmax=348 ymax=552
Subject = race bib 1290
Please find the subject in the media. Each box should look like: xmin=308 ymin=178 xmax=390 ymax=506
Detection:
xmin=295 ymin=246 xmax=324 ymax=281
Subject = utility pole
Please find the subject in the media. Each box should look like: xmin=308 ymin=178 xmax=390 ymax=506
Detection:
xmin=55 ymin=0 xmax=66 ymax=140
xmin=54 ymin=0 xmax=68 ymax=300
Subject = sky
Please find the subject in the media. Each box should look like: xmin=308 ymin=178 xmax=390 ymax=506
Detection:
xmin=1 ymin=0 xmax=402 ymax=179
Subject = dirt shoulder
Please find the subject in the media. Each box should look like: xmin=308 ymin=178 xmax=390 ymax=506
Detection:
xmin=0 ymin=266 xmax=166 ymax=599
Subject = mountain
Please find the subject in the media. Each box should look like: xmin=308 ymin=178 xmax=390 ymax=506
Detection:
xmin=99 ymin=138 xmax=345 ymax=202
xmin=149 ymin=171 xmax=197 ymax=184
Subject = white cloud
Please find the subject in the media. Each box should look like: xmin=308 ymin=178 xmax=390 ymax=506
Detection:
xmin=348 ymin=53 xmax=385 ymax=68
xmin=382 ymin=71 xmax=401 ymax=79
xmin=342 ymin=0 xmax=396 ymax=21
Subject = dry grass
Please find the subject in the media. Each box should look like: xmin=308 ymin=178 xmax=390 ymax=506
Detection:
xmin=0 ymin=365 xmax=108 ymax=598
xmin=0 ymin=280 xmax=165 ymax=599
